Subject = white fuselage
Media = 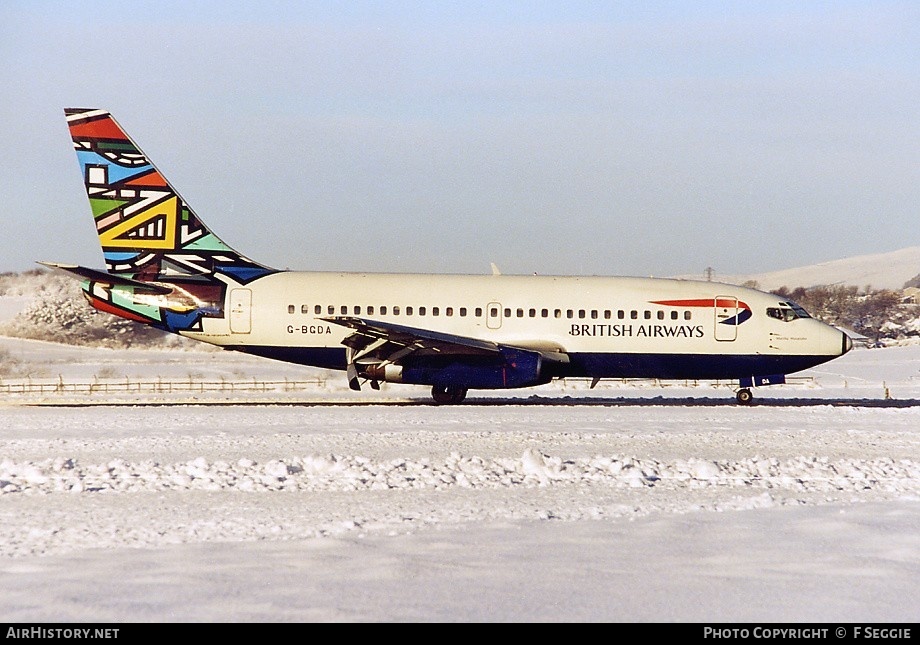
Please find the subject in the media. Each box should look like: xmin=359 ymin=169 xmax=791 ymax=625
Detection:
xmin=183 ymin=272 xmax=849 ymax=382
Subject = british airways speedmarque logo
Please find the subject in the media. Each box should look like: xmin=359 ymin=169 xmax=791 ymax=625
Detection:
xmin=650 ymin=298 xmax=753 ymax=326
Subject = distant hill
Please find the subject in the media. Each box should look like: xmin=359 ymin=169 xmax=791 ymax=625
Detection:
xmin=688 ymin=246 xmax=920 ymax=292
xmin=1 ymin=251 xmax=919 ymax=347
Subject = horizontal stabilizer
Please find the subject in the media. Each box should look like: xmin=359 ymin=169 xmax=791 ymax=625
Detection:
xmin=37 ymin=261 xmax=172 ymax=295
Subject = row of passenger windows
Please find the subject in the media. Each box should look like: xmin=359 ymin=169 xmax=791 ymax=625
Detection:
xmin=292 ymin=304 xmax=471 ymax=317
xmin=287 ymin=304 xmax=693 ymax=321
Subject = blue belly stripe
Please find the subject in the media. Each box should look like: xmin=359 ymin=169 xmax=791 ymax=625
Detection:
xmin=224 ymin=346 xmax=832 ymax=382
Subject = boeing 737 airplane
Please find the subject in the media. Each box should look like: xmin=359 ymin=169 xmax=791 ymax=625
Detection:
xmin=44 ymin=108 xmax=852 ymax=404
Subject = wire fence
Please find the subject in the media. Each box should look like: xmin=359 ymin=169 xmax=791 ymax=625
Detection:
xmin=558 ymin=375 xmax=815 ymax=389
xmin=0 ymin=376 xmax=328 ymax=396
xmin=0 ymin=374 xmax=816 ymax=398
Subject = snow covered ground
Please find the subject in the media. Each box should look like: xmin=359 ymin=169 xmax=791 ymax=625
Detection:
xmin=1 ymin=336 xmax=919 ymax=622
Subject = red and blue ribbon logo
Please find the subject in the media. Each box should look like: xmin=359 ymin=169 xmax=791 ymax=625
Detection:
xmin=650 ymin=298 xmax=753 ymax=326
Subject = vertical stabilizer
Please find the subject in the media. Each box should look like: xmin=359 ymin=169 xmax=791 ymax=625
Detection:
xmin=64 ymin=108 xmax=275 ymax=284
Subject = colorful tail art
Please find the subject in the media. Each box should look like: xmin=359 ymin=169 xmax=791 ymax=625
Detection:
xmin=59 ymin=108 xmax=278 ymax=333
xmin=65 ymin=108 xmax=275 ymax=283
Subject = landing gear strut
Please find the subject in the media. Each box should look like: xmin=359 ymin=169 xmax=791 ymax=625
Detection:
xmin=736 ymin=388 xmax=754 ymax=405
xmin=431 ymin=385 xmax=468 ymax=405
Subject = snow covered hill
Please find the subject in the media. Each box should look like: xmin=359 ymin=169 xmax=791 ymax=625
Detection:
xmin=2 ymin=244 xmax=920 ymax=351
xmin=694 ymin=246 xmax=920 ymax=291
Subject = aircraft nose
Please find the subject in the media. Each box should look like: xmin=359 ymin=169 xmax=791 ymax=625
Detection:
xmin=841 ymin=329 xmax=853 ymax=355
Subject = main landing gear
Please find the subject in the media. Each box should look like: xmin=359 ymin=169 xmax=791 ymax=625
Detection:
xmin=735 ymin=388 xmax=754 ymax=405
xmin=431 ymin=385 xmax=468 ymax=405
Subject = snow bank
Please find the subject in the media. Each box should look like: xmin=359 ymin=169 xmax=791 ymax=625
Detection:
xmin=2 ymin=452 xmax=916 ymax=496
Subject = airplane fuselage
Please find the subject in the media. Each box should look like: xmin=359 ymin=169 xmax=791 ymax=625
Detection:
xmin=175 ymin=271 xmax=849 ymax=384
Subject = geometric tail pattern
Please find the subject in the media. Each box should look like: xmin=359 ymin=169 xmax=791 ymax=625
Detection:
xmin=65 ymin=108 xmax=276 ymax=284
xmin=64 ymin=108 xmax=278 ymax=333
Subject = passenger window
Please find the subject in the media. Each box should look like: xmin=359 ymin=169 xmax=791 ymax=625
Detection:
xmin=630 ymin=310 xmax=638 ymax=320
xmin=567 ymin=310 xmax=574 ymax=319
xmin=315 ymin=305 xmax=322 ymax=315
xmin=328 ymin=305 xmax=335 ymax=315
xmin=657 ymin=311 xmax=664 ymax=320
xmin=460 ymin=307 xmax=467 ymax=317
xmin=671 ymin=311 xmax=678 ymax=320
xmin=354 ymin=306 xmax=361 ymax=315
xmin=591 ymin=310 xmax=598 ymax=320
xmin=618 ymin=310 xmax=625 ymax=320
xmin=301 ymin=305 xmax=309 ymax=314
xmin=419 ymin=307 xmax=426 ymax=316
xmin=529 ymin=308 xmax=536 ymax=318
xmin=644 ymin=311 xmax=651 ymax=320
xmin=475 ymin=308 xmax=482 ymax=317
xmin=517 ymin=308 xmax=524 ymax=318
xmin=406 ymin=306 xmax=413 ymax=315
xmin=604 ymin=310 xmax=611 ymax=320
xmin=368 ymin=306 xmax=374 ymax=315
xmin=684 ymin=311 xmax=691 ymax=320
xmin=433 ymin=307 xmax=440 ymax=316
xmin=542 ymin=309 xmax=548 ymax=318
xmin=504 ymin=308 xmax=511 ymax=317
xmin=578 ymin=310 xmax=585 ymax=319
xmin=288 ymin=305 xmax=295 ymax=314
xmin=380 ymin=306 xmax=387 ymax=315
xmin=554 ymin=309 xmax=562 ymax=319
xmin=393 ymin=306 xmax=400 ymax=315
xmin=490 ymin=307 xmax=498 ymax=317
xmin=446 ymin=307 xmax=453 ymax=317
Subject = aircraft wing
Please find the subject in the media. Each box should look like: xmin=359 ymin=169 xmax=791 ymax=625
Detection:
xmin=323 ymin=316 xmax=499 ymax=357
xmin=322 ymin=316 xmax=568 ymax=390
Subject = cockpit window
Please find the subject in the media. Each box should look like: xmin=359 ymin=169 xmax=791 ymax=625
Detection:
xmin=766 ymin=302 xmax=812 ymax=322
xmin=767 ymin=307 xmax=796 ymax=322
xmin=785 ymin=301 xmax=811 ymax=319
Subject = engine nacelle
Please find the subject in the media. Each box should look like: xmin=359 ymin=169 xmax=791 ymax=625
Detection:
xmin=364 ymin=348 xmax=549 ymax=390
xmin=363 ymin=363 xmax=405 ymax=383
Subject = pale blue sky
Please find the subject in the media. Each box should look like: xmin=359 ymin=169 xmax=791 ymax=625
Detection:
xmin=2 ymin=1 xmax=918 ymax=277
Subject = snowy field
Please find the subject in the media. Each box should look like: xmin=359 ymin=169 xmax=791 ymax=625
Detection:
xmin=1 ymin=336 xmax=919 ymax=622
